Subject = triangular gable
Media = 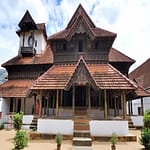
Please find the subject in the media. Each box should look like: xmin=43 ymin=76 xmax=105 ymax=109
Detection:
xmin=19 ymin=10 xmax=37 ymax=31
xmin=65 ymin=57 xmax=98 ymax=90
xmin=48 ymin=4 xmax=116 ymax=41
xmin=66 ymin=4 xmax=95 ymax=29
xmin=66 ymin=15 xmax=95 ymax=41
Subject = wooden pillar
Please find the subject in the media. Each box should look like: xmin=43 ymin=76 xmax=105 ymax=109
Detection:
xmin=24 ymin=98 xmax=26 ymax=114
xmin=56 ymin=89 xmax=59 ymax=118
xmin=34 ymin=94 xmax=36 ymax=115
xmin=44 ymin=97 xmax=47 ymax=116
xmin=128 ymin=101 xmax=130 ymax=116
xmin=114 ymin=95 xmax=117 ymax=117
xmin=87 ymin=85 xmax=91 ymax=118
xmin=99 ymin=90 xmax=101 ymax=107
xmin=141 ymin=97 xmax=144 ymax=115
xmin=46 ymin=97 xmax=49 ymax=116
xmin=88 ymin=85 xmax=91 ymax=110
xmin=104 ymin=89 xmax=107 ymax=119
xmin=72 ymin=85 xmax=75 ymax=117
xmin=122 ymin=90 xmax=126 ymax=119
xmin=13 ymin=98 xmax=16 ymax=112
xmin=131 ymin=100 xmax=133 ymax=115
xmin=60 ymin=90 xmax=63 ymax=106
xmin=39 ymin=90 xmax=43 ymax=117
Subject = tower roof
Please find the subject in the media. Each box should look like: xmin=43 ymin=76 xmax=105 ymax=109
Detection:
xmin=48 ymin=4 xmax=116 ymax=41
xmin=18 ymin=10 xmax=37 ymax=31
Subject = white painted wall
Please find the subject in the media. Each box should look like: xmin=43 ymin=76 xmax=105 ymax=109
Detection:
xmin=37 ymin=119 xmax=128 ymax=136
xmin=131 ymin=116 xmax=143 ymax=127
xmin=90 ymin=120 xmax=128 ymax=136
xmin=22 ymin=115 xmax=34 ymax=129
xmin=0 ymin=98 xmax=10 ymax=124
xmin=19 ymin=30 xmax=46 ymax=54
xmin=130 ymin=97 xmax=150 ymax=115
xmin=37 ymin=119 xmax=74 ymax=135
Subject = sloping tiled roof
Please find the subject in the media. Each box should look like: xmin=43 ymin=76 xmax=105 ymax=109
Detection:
xmin=134 ymin=84 xmax=150 ymax=98
xmin=0 ymin=80 xmax=34 ymax=97
xmin=129 ymin=58 xmax=150 ymax=90
xmin=48 ymin=4 xmax=116 ymax=41
xmin=2 ymin=45 xmax=53 ymax=67
xmin=48 ymin=27 xmax=116 ymax=40
xmin=87 ymin=63 xmax=136 ymax=89
xmin=109 ymin=48 xmax=135 ymax=63
xmin=31 ymin=64 xmax=76 ymax=89
xmin=31 ymin=58 xmax=136 ymax=90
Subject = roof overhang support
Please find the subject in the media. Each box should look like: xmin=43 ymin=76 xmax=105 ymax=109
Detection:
xmin=122 ymin=90 xmax=127 ymax=119
xmin=104 ymin=89 xmax=108 ymax=119
xmin=141 ymin=97 xmax=144 ymax=116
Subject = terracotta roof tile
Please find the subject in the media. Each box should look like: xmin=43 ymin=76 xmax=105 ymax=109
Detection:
xmin=129 ymin=58 xmax=150 ymax=90
xmin=109 ymin=48 xmax=135 ymax=63
xmin=48 ymin=28 xmax=116 ymax=40
xmin=0 ymin=80 xmax=34 ymax=97
xmin=31 ymin=58 xmax=136 ymax=90
xmin=134 ymin=84 xmax=150 ymax=98
xmin=2 ymin=45 xmax=53 ymax=67
xmin=31 ymin=64 xmax=76 ymax=90
xmin=87 ymin=63 xmax=136 ymax=89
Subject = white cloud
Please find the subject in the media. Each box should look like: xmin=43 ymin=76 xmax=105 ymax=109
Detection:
xmin=0 ymin=0 xmax=149 ymax=71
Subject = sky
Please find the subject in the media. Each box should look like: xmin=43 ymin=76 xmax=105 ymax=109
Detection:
xmin=0 ymin=0 xmax=149 ymax=72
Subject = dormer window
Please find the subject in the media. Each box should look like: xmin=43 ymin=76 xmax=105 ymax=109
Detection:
xmin=28 ymin=34 xmax=34 ymax=47
xmin=79 ymin=40 xmax=83 ymax=52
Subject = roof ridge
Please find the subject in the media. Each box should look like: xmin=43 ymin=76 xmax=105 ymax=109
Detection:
xmin=66 ymin=4 xmax=95 ymax=29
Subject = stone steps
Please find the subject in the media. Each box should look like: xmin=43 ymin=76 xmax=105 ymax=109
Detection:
xmin=30 ymin=116 xmax=38 ymax=130
xmin=74 ymin=130 xmax=91 ymax=138
xmin=73 ymin=111 xmax=92 ymax=147
xmin=128 ymin=118 xmax=136 ymax=129
xmin=73 ymin=137 xmax=92 ymax=146
xmin=74 ymin=124 xmax=90 ymax=130
xmin=72 ymin=146 xmax=93 ymax=150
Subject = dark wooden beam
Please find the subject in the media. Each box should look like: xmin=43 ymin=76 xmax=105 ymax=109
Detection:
xmin=104 ymin=89 xmax=107 ymax=119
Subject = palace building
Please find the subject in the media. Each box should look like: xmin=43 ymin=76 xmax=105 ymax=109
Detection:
xmin=0 ymin=4 xmax=149 ymax=145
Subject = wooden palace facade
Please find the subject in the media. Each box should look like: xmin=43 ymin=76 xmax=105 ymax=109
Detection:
xmin=0 ymin=5 xmax=149 ymax=121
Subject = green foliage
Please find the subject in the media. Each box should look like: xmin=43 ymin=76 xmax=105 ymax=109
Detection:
xmin=140 ymin=128 xmax=150 ymax=150
xmin=12 ymin=112 xmax=23 ymax=130
xmin=13 ymin=130 xmax=28 ymax=150
xmin=144 ymin=110 xmax=150 ymax=129
xmin=32 ymin=127 xmax=37 ymax=131
xmin=55 ymin=133 xmax=63 ymax=145
xmin=140 ymin=110 xmax=150 ymax=149
xmin=110 ymin=132 xmax=118 ymax=146
xmin=0 ymin=122 xmax=5 ymax=130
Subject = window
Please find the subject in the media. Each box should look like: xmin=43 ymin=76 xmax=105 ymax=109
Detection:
xmin=78 ymin=40 xmax=83 ymax=52
xmin=63 ymin=43 xmax=66 ymax=51
xmin=95 ymin=40 xmax=99 ymax=49
xmin=28 ymin=35 xmax=34 ymax=47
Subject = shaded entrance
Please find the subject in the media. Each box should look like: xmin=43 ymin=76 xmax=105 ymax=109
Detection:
xmin=75 ymin=86 xmax=86 ymax=107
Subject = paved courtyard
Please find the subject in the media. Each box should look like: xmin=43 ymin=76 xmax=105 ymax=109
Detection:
xmin=0 ymin=129 xmax=144 ymax=150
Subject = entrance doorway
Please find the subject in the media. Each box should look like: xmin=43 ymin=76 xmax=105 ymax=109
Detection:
xmin=75 ymin=86 xmax=86 ymax=107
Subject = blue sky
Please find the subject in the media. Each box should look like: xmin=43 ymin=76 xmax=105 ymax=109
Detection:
xmin=0 ymin=0 xmax=149 ymax=71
